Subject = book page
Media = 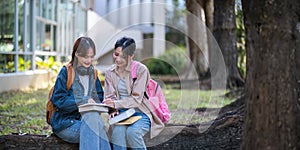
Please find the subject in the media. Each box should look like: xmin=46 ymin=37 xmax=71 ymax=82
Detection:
xmin=78 ymin=103 xmax=110 ymax=113
xmin=108 ymin=108 xmax=136 ymax=125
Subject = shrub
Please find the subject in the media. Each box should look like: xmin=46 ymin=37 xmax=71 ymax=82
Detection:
xmin=144 ymin=46 xmax=187 ymax=75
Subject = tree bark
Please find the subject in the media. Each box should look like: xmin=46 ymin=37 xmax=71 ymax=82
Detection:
xmin=185 ymin=0 xmax=210 ymax=79
xmin=0 ymin=134 xmax=78 ymax=150
xmin=197 ymin=0 xmax=214 ymax=31
xmin=242 ymin=0 xmax=300 ymax=149
xmin=202 ymin=0 xmax=214 ymax=80
xmin=213 ymin=0 xmax=245 ymax=89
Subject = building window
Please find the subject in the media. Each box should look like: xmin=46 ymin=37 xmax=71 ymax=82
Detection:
xmin=0 ymin=0 xmax=24 ymax=73
xmin=0 ymin=0 xmax=89 ymax=73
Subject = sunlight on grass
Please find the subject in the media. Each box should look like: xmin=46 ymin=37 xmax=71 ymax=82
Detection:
xmin=164 ymin=89 xmax=232 ymax=109
xmin=163 ymin=89 xmax=235 ymax=124
xmin=0 ymin=88 xmax=236 ymax=136
xmin=25 ymin=98 xmax=38 ymax=105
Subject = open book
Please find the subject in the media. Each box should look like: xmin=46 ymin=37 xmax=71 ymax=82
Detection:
xmin=78 ymin=103 xmax=109 ymax=113
xmin=109 ymin=108 xmax=138 ymax=125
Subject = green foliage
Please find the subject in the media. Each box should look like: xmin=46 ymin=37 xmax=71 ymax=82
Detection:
xmin=145 ymin=46 xmax=187 ymax=75
xmin=0 ymin=43 xmax=14 ymax=52
xmin=18 ymin=57 xmax=31 ymax=72
xmin=145 ymin=59 xmax=174 ymax=75
xmin=2 ymin=57 xmax=31 ymax=73
xmin=1 ymin=56 xmax=61 ymax=74
xmin=4 ymin=61 xmax=14 ymax=73
xmin=35 ymin=56 xmax=61 ymax=74
xmin=0 ymin=0 xmax=24 ymax=36
xmin=236 ymin=7 xmax=246 ymax=77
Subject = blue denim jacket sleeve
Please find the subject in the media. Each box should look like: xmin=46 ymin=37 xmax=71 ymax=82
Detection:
xmin=51 ymin=66 xmax=78 ymax=113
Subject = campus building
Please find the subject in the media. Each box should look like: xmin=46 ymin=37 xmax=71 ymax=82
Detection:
xmin=0 ymin=0 xmax=167 ymax=92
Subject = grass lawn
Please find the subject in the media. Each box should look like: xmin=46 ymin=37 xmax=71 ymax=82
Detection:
xmin=0 ymin=88 xmax=235 ymax=136
xmin=0 ymin=89 xmax=52 ymax=136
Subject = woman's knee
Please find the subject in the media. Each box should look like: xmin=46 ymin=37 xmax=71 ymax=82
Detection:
xmin=56 ymin=124 xmax=80 ymax=143
xmin=112 ymin=126 xmax=126 ymax=138
xmin=126 ymin=127 xmax=143 ymax=140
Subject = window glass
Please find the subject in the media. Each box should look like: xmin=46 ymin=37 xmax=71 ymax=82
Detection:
xmin=0 ymin=0 xmax=26 ymax=73
xmin=0 ymin=0 xmax=88 ymax=73
xmin=0 ymin=0 xmax=22 ymax=52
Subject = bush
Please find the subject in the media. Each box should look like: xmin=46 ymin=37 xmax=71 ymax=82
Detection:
xmin=144 ymin=46 xmax=187 ymax=75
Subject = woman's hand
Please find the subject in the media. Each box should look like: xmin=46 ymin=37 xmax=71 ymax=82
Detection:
xmin=108 ymin=111 xmax=119 ymax=119
xmin=103 ymin=99 xmax=115 ymax=108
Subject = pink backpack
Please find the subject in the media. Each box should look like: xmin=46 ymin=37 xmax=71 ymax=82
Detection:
xmin=131 ymin=61 xmax=171 ymax=123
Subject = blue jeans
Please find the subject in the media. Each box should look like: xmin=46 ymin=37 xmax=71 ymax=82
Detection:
xmin=55 ymin=112 xmax=111 ymax=150
xmin=111 ymin=112 xmax=150 ymax=150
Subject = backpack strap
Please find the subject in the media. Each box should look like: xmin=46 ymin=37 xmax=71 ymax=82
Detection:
xmin=93 ymin=69 xmax=98 ymax=83
xmin=65 ymin=64 xmax=75 ymax=90
xmin=48 ymin=64 xmax=74 ymax=117
xmin=154 ymin=81 xmax=159 ymax=95
xmin=130 ymin=61 xmax=155 ymax=99
xmin=130 ymin=61 xmax=147 ymax=97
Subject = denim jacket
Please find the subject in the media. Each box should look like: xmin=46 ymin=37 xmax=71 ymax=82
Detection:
xmin=50 ymin=66 xmax=104 ymax=133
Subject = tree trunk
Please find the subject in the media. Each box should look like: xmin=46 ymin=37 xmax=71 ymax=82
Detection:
xmin=213 ymin=0 xmax=244 ymax=89
xmin=242 ymin=0 xmax=300 ymax=149
xmin=201 ymin=0 xmax=214 ymax=31
xmin=185 ymin=0 xmax=209 ymax=79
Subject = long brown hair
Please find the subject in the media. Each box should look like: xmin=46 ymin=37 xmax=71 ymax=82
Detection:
xmin=69 ymin=37 xmax=96 ymax=65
